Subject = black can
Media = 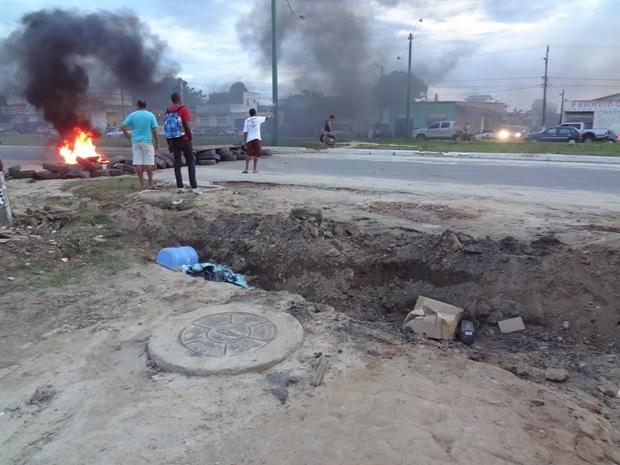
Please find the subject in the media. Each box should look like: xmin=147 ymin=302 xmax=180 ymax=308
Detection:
xmin=459 ymin=320 xmax=476 ymax=346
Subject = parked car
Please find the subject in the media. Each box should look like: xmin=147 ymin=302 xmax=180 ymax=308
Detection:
xmin=105 ymin=128 xmax=124 ymax=138
xmin=413 ymin=121 xmax=463 ymax=140
xmin=472 ymin=129 xmax=496 ymax=140
xmin=606 ymin=130 xmax=619 ymax=143
xmin=560 ymin=122 xmax=608 ymax=143
xmin=525 ymin=126 xmax=581 ymax=143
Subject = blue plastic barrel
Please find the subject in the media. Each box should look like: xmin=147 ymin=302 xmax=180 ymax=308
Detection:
xmin=156 ymin=246 xmax=198 ymax=270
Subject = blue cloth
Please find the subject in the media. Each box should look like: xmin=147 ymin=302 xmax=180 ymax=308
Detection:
xmin=183 ymin=262 xmax=250 ymax=288
xmin=122 ymin=109 xmax=158 ymax=144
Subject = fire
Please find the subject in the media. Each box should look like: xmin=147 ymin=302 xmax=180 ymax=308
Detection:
xmin=58 ymin=128 xmax=103 ymax=164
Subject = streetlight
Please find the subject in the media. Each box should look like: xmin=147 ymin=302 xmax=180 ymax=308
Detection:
xmin=271 ymin=0 xmax=305 ymax=146
xmin=405 ymin=18 xmax=422 ymax=138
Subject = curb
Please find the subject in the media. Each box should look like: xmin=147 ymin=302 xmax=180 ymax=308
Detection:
xmin=320 ymin=148 xmax=620 ymax=165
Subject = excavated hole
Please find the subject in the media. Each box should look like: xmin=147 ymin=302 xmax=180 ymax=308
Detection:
xmin=141 ymin=211 xmax=620 ymax=344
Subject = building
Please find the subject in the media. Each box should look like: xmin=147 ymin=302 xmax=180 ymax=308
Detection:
xmin=87 ymin=88 xmax=134 ymax=130
xmin=384 ymin=100 xmax=507 ymax=137
xmin=3 ymin=88 xmax=133 ymax=132
xmin=197 ymin=82 xmax=261 ymax=131
xmin=564 ymin=93 xmax=620 ymax=132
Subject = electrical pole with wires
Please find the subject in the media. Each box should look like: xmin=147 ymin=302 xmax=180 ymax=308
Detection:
xmin=542 ymin=45 xmax=549 ymax=129
xmin=559 ymin=89 xmax=566 ymax=125
xmin=271 ymin=0 xmax=278 ymax=145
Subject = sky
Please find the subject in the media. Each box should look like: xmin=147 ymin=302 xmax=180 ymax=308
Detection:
xmin=0 ymin=0 xmax=619 ymax=111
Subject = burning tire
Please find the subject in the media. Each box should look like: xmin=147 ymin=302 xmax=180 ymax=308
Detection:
xmin=33 ymin=171 xmax=62 ymax=180
xmin=8 ymin=170 xmax=35 ymax=179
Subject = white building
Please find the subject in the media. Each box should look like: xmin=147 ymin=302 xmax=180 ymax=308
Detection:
xmin=564 ymin=93 xmax=620 ymax=132
xmin=197 ymin=83 xmax=261 ymax=130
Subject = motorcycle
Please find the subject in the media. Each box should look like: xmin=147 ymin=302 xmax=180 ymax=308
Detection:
xmin=319 ymin=131 xmax=336 ymax=146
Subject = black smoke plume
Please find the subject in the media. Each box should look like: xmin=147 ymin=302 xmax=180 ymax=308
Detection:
xmin=1 ymin=9 xmax=171 ymax=135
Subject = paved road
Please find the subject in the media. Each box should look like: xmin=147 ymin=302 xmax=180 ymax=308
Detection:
xmin=158 ymin=150 xmax=620 ymax=210
xmin=3 ymin=145 xmax=620 ymax=208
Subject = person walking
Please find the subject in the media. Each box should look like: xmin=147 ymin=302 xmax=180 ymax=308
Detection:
xmin=164 ymin=92 xmax=199 ymax=193
xmin=242 ymin=108 xmax=272 ymax=174
xmin=121 ymin=99 xmax=159 ymax=190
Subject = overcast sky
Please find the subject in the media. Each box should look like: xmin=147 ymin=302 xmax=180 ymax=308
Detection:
xmin=1 ymin=0 xmax=619 ymax=110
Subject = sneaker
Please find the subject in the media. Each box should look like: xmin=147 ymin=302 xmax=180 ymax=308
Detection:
xmin=177 ymin=188 xmax=185 ymax=193
xmin=191 ymin=188 xmax=202 ymax=195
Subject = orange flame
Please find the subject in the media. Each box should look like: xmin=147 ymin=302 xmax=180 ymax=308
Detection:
xmin=58 ymin=128 xmax=102 ymax=164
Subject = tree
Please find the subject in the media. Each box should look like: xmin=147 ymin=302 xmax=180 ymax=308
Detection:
xmin=372 ymin=71 xmax=427 ymax=106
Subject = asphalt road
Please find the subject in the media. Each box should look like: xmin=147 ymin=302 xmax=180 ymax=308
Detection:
xmin=3 ymin=145 xmax=620 ymax=208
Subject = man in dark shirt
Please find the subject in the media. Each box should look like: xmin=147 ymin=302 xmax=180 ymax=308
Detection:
xmin=167 ymin=92 xmax=199 ymax=193
xmin=322 ymin=114 xmax=335 ymax=146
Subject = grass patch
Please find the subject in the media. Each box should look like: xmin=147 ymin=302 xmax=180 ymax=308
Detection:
xmin=90 ymin=212 xmax=110 ymax=225
xmin=356 ymin=139 xmax=620 ymax=156
xmin=0 ymin=251 xmax=131 ymax=295
xmin=61 ymin=177 xmax=138 ymax=200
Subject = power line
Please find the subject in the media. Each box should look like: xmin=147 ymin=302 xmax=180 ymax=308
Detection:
xmin=434 ymin=76 xmax=539 ymax=82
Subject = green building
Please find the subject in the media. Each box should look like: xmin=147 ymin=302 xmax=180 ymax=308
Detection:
xmin=384 ymin=101 xmax=506 ymax=137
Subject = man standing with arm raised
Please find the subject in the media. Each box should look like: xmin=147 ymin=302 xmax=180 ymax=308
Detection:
xmin=242 ymin=108 xmax=272 ymax=174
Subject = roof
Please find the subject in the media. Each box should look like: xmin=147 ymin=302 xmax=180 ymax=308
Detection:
xmin=593 ymin=93 xmax=620 ymax=101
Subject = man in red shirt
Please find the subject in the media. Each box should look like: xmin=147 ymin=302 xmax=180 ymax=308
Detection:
xmin=167 ymin=92 xmax=198 ymax=193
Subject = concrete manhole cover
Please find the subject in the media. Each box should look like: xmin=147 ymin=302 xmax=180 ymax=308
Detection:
xmin=180 ymin=312 xmax=277 ymax=357
xmin=148 ymin=304 xmax=303 ymax=376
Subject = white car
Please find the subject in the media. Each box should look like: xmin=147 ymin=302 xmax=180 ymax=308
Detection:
xmin=105 ymin=128 xmax=125 ymax=138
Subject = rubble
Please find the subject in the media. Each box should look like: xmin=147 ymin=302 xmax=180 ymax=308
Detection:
xmin=4 ymin=144 xmax=251 ymax=183
xmin=544 ymin=367 xmax=569 ymax=382
xmin=498 ymin=317 xmax=525 ymax=334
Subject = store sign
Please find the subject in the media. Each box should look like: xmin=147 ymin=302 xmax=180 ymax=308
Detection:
xmin=565 ymin=100 xmax=620 ymax=112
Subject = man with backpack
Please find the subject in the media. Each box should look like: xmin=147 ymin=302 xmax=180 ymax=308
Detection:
xmin=164 ymin=92 xmax=199 ymax=193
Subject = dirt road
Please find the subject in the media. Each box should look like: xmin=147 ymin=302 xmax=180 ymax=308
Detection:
xmin=1 ymin=176 xmax=618 ymax=464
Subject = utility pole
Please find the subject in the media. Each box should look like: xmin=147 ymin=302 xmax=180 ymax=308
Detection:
xmin=374 ymin=63 xmax=384 ymax=126
xmin=271 ymin=0 xmax=279 ymax=145
xmin=405 ymin=33 xmax=413 ymax=138
xmin=179 ymin=78 xmax=184 ymax=101
xmin=405 ymin=19 xmax=422 ymax=138
xmin=559 ymin=89 xmax=566 ymax=125
xmin=542 ymin=45 xmax=549 ymax=129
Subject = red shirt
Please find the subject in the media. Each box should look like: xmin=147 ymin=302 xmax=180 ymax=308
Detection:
xmin=167 ymin=104 xmax=192 ymax=141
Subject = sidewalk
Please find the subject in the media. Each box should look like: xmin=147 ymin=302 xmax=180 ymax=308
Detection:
xmin=309 ymin=147 xmax=620 ymax=165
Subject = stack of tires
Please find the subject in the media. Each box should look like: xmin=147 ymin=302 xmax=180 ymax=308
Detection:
xmin=217 ymin=147 xmax=237 ymax=162
xmin=195 ymin=150 xmax=219 ymax=166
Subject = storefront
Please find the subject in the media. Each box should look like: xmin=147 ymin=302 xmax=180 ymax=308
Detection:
xmin=564 ymin=93 xmax=620 ymax=132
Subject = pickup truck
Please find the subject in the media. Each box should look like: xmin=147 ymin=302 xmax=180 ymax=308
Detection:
xmin=413 ymin=121 xmax=463 ymax=140
xmin=560 ymin=122 xmax=608 ymax=143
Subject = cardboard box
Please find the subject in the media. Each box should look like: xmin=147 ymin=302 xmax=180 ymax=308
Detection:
xmin=403 ymin=296 xmax=464 ymax=340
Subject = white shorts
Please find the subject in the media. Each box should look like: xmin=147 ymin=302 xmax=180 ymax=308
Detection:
xmin=132 ymin=142 xmax=155 ymax=166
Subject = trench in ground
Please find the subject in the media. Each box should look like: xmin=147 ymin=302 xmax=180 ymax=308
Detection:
xmin=138 ymin=209 xmax=620 ymax=345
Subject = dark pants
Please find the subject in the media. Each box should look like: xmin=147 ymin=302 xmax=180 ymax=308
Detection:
xmin=170 ymin=138 xmax=197 ymax=189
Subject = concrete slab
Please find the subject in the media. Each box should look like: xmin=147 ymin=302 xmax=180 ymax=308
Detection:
xmin=148 ymin=303 xmax=304 ymax=376
xmin=498 ymin=317 xmax=526 ymax=334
